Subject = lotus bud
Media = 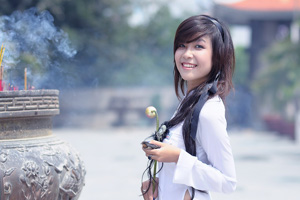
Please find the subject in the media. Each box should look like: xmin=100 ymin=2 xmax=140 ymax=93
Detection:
xmin=145 ymin=106 xmax=157 ymax=119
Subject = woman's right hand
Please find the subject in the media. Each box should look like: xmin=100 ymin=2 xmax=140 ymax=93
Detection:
xmin=141 ymin=178 xmax=158 ymax=200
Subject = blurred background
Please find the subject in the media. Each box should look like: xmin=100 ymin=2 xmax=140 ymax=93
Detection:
xmin=0 ymin=0 xmax=299 ymax=199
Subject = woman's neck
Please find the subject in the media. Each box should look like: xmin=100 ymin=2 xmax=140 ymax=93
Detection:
xmin=187 ymin=79 xmax=207 ymax=93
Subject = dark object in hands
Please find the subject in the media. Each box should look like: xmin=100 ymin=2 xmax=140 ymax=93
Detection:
xmin=141 ymin=141 xmax=160 ymax=149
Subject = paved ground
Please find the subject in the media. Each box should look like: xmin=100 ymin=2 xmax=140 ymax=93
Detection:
xmin=54 ymin=128 xmax=300 ymax=200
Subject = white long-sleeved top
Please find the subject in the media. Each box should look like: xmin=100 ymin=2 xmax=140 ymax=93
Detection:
xmin=157 ymin=95 xmax=237 ymax=200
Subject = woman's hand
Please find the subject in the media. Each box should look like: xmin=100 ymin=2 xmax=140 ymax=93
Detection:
xmin=141 ymin=178 xmax=158 ymax=200
xmin=142 ymin=140 xmax=181 ymax=163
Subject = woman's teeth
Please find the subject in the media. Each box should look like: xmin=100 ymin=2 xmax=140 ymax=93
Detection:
xmin=183 ymin=63 xmax=196 ymax=68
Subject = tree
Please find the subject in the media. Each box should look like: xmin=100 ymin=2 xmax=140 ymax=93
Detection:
xmin=253 ymin=37 xmax=300 ymax=120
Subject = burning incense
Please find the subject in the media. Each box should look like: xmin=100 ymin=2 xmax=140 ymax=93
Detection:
xmin=0 ymin=44 xmax=4 ymax=91
xmin=0 ymin=66 xmax=2 ymax=80
xmin=24 ymin=68 xmax=27 ymax=90
xmin=0 ymin=44 xmax=5 ymax=67
xmin=0 ymin=66 xmax=3 ymax=91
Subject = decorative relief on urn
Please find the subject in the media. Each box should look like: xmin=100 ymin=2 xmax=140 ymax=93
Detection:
xmin=0 ymin=90 xmax=86 ymax=200
xmin=20 ymin=160 xmax=54 ymax=199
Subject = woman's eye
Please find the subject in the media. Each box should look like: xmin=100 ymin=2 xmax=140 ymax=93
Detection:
xmin=195 ymin=45 xmax=204 ymax=49
xmin=178 ymin=44 xmax=185 ymax=48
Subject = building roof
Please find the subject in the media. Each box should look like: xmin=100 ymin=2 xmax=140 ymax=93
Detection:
xmin=225 ymin=0 xmax=300 ymax=12
xmin=214 ymin=0 xmax=300 ymax=25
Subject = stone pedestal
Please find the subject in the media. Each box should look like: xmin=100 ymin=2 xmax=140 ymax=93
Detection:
xmin=0 ymin=90 xmax=85 ymax=200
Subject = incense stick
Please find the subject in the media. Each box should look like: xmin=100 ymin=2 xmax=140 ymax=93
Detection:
xmin=0 ymin=44 xmax=3 ymax=58
xmin=0 ymin=44 xmax=5 ymax=91
xmin=0 ymin=66 xmax=2 ymax=80
xmin=24 ymin=68 xmax=27 ymax=90
xmin=0 ymin=66 xmax=2 ymax=91
xmin=0 ymin=45 xmax=5 ymax=68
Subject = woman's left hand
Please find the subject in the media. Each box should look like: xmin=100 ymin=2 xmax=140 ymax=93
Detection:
xmin=142 ymin=140 xmax=181 ymax=163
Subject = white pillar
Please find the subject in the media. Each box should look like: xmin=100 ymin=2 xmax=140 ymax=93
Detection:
xmin=291 ymin=22 xmax=299 ymax=44
xmin=296 ymin=112 xmax=300 ymax=143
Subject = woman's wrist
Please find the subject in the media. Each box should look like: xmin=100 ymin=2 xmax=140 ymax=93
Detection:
xmin=174 ymin=148 xmax=181 ymax=163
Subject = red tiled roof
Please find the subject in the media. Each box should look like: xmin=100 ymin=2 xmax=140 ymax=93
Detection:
xmin=223 ymin=0 xmax=300 ymax=11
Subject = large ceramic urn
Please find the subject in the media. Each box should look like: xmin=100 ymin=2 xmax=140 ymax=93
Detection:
xmin=0 ymin=90 xmax=85 ymax=200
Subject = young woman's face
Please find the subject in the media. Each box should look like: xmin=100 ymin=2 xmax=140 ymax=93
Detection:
xmin=175 ymin=35 xmax=213 ymax=91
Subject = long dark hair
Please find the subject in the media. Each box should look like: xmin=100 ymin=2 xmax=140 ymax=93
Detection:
xmin=173 ymin=15 xmax=235 ymax=101
xmin=168 ymin=14 xmax=235 ymax=198
xmin=142 ymin=14 xmax=235 ymax=198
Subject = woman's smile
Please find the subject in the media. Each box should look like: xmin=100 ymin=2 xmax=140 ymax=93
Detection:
xmin=175 ymin=35 xmax=213 ymax=91
xmin=181 ymin=62 xmax=197 ymax=69
xmin=142 ymin=14 xmax=237 ymax=200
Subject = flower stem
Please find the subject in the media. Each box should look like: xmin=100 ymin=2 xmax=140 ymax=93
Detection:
xmin=152 ymin=111 xmax=159 ymax=195
xmin=152 ymin=160 xmax=157 ymax=194
xmin=155 ymin=111 xmax=159 ymax=131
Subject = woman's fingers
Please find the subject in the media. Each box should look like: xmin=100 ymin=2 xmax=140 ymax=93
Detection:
xmin=141 ymin=180 xmax=154 ymax=200
xmin=142 ymin=140 xmax=180 ymax=162
xmin=150 ymin=140 xmax=163 ymax=146
xmin=145 ymin=142 xmax=181 ymax=163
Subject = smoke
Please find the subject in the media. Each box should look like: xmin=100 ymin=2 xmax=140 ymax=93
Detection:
xmin=0 ymin=7 xmax=76 ymax=89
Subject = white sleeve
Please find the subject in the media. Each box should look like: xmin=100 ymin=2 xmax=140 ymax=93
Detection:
xmin=173 ymin=98 xmax=237 ymax=193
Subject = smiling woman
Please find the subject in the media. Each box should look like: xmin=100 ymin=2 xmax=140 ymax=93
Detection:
xmin=175 ymin=36 xmax=213 ymax=92
xmin=141 ymin=14 xmax=236 ymax=200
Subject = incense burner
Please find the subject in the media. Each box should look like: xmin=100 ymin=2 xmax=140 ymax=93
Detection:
xmin=0 ymin=90 xmax=85 ymax=200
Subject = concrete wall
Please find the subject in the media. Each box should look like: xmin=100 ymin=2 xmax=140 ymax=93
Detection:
xmin=54 ymin=87 xmax=178 ymax=129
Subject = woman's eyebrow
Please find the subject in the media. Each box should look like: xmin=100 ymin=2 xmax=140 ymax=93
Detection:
xmin=196 ymin=38 xmax=206 ymax=43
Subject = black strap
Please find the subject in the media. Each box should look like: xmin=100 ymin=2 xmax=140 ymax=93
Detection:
xmin=190 ymin=73 xmax=219 ymax=141
xmin=204 ymin=15 xmax=225 ymax=42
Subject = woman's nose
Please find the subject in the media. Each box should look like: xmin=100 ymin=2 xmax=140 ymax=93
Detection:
xmin=182 ymin=48 xmax=193 ymax=59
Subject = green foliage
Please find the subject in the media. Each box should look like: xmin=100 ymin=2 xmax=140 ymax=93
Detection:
xmin=233 ymin=46 xmax=249 ymax=87
xmin=108 ymin=6 xmax=180 ymax=86
xmin=44 ymin=1 xmax=178 ymax=87
xmin=60 ymin=3 xmax=180 ymax=87
xmin=0 ymin=1 xmax=195 ymax=88
xmin=253 ymin=38 xmax=300 ymax=116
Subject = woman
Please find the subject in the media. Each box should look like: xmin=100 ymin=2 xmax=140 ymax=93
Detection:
xmin=141 ymin=15 xmax=237 ymax=200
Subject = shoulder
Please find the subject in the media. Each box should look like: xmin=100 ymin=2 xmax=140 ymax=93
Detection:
xmin=197 ymin=95 xmax=228 ymax=144
xmin=200 ymin=95 xmax=225 ymax=121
